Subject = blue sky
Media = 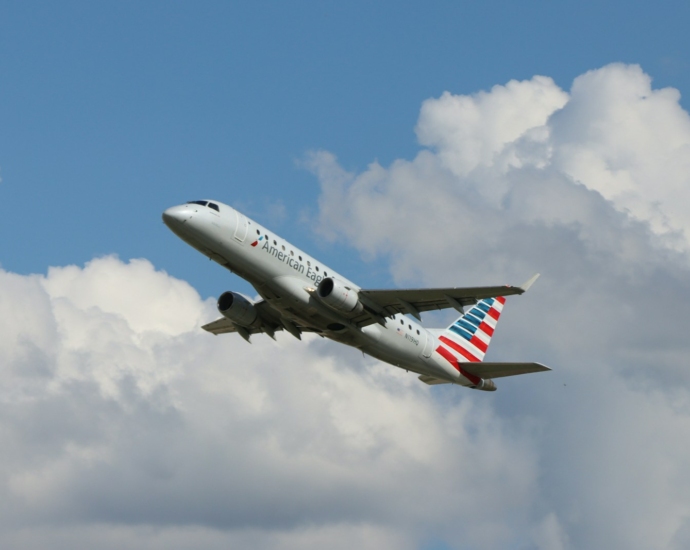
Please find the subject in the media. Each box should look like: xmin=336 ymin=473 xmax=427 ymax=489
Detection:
xmin=3 ymin=3 xmax=690 ymax=550
xmin=1 ymin=1 xmax=689 ymax=297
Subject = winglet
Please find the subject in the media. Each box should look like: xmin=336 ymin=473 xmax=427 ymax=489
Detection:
xmin=519 ymin=273 xmax=540 ymax=293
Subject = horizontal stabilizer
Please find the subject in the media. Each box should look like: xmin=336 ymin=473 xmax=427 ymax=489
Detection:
xmin=463 ymin=362 xmax=551 ymax=379
xmin=418 ymin=375 xmax=452 ymax=385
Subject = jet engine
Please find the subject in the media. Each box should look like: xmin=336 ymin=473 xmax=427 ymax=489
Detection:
xmin=316 ymin=278 xmax=363 ymax=314
xmin=217 ymin=291 xmax=259 ymax=327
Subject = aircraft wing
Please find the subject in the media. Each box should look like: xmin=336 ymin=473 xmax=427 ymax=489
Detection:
xmin=202 ymin=317 xmax=261 ymax=335
xmin=202 ymin=300 xmax=320 ymax=337
xmin=202 ymin=318 xmax=323 ymax=336
xmin=356 ymin=274 xmax=540 ymax=321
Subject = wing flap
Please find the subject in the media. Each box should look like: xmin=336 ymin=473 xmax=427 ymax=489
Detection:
xmin=202 ymin=311 xmax=321 ymax=338
xmin=202 ymin=317 xmax=240 ymax=335
xmin=463 ymin=362 xmax=551 ymax=379
xmin=202 ymin=317 xmax=277 ymax=336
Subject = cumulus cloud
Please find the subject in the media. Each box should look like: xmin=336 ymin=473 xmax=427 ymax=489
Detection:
xmin=4 ymin=63 xmax=690 ymax=550
xmin=1 ymin=256 xmax=551 ymax=549
xmin=307 ymin=63 xmax=690 ymax=548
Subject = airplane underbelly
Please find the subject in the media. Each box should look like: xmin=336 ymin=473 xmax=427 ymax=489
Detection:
xmin=269 ymin=276 xmax=311 ymax=306
xmin=360 ymin=329 xmax=413 ymax=362
xmin=359 ymin=326 xmax=454 ymax=379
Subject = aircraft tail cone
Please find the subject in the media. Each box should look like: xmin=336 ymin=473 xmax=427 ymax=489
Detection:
xmin=473 ymin=379 xmax=496 ymax=392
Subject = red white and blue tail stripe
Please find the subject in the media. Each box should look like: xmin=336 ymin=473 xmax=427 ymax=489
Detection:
xmin=422 ymin=275 xmax=548 ymax=389
xmin=437 ymin=296 xmax=506 ymax=365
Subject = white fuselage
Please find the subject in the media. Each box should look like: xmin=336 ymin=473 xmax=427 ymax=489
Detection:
xmin=163 ymin=200 xmax=469 ymax=385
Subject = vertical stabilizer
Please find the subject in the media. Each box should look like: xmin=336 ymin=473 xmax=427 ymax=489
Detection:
xmin=437 ymin=296 xmax=506 ymax=363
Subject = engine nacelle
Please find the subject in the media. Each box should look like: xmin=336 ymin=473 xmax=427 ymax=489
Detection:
xmin=217 ymin=291 xmax=259 ymax=327
xmin=316 ymin=278 xmax=363 ymax=314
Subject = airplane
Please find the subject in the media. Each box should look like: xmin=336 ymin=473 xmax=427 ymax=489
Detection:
xmin=162 ymin=199 xmax=550 ymax=391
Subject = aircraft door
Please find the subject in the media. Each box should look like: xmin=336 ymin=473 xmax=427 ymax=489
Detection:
xmin=234 ymin=212 xmax=248 ymax=242
xmin=420 ymin=331 xmax=434 ymax=359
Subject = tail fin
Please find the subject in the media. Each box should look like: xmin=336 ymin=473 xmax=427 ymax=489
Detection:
xmin=438 ymin=296 xmax=506 ymax=363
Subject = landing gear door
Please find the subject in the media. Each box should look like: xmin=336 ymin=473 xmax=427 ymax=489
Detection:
xmin=234 ymin=213 xmax=248 ymax=242
xmin=420 ymin=331 xmax=434 ymax=359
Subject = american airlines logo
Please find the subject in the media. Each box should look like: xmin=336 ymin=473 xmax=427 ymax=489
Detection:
xmin=254 ymin=237 xmax=324 ymax=284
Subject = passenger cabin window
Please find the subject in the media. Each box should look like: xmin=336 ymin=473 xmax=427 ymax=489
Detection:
xmin=256 ymin=229 xmax=260 ymax=235
xmin=315 ymin=266 xmax=319 ymax=272
xmin=208 ymin=203 xmax=219 ymax=212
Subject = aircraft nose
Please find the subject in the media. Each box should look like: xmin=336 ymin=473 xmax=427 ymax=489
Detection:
xmin=162 ymin=205 xmax=192 ymax=228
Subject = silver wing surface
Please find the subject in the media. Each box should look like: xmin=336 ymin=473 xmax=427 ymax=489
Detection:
xmin=351 ymin=274 xmax=540 ymax=326
xmin=202 ymin=317 xmax=260 ymax=335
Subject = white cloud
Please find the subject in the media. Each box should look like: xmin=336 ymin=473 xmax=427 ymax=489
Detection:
xmin=531 ymin=513 xmax=570 ymax=550
xmin=416 ymin=75 xmax=569 ymax=179
xmin=0 ymin=257 xmax=548 ymax=549
xmin=307 ymin=63 xmax=690 ymax=549
xmin=551 ymin=64 xmax=690 ymax=241
xmin=2 ymin=523 xmax=410 ymax=550
xmin=4 ymin=63 xmax=690 ymax=550
xmin=310 ymin=64 xmax=690 ymax=266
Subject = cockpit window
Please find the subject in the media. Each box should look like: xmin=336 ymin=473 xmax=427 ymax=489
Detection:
xmin=188 ymin=200 xmax=208 ymax=206
xmin=208 ymin=203 xmax=219 ymax=212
